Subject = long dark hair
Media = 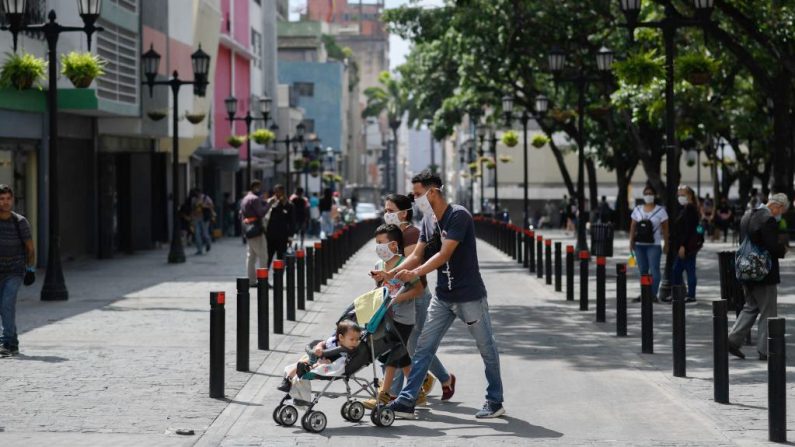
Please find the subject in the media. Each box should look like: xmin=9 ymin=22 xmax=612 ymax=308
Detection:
xmin=384 ymin=193 xmax=414 ymax=222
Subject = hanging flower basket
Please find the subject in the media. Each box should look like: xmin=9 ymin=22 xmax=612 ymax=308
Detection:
xmin=293 ymin=158 xmax=306 ymax=170
xmin=485 ymin=160 xmax=496 ymax=169
xmin=0 ymin=52 xmax=46 ymax=90
xmin=499 ymin=155 xmax=513 ymax=163
xmin=251 ymin=128 xmax=276 ymax=145
xmin=686 ymin=72 xmax=711 ymax=85
xmin=501 ymin=130 xmax=519 ymax=148
xmin=185 ymin=112 xmax=205 ymax=124
xmin=676 ymin=53 xmax=717 ymax=86
xmin=61 ymin=52 xmax=105 ymax=89
xmin=531 ymin=134 xmax=550 ymax=149
xmin=587 ymin=105 xmax=611 ymax=118
xmin=461 ymin=172 xmax=471 ymax=179
xmin=147 ymin=110 xmax=167 ymax=121
xmin=550 ymin=109 xmax=575 ymax=123
xmin=227 ymin=135 xmax=246 ymax=148
xmin=686 ymin=160 xmax=695 ymax=168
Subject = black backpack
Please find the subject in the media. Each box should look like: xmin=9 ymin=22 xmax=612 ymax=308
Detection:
xmin=635 ymin=206 xmax=662 ymax=244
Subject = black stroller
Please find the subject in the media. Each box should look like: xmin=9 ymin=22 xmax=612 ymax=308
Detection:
xmin=272 ymin=287 xmax=409 ymax=432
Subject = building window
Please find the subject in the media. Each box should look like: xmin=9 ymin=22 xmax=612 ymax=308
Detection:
xmin=294 ymin=82 xmax=314 ymax=97
xmin=96 ymin=20 xmax=139 ymax=105
xmin=251 ymin=29 xmax=262 ymax=69
xmin=301 ymin=119 xmax=315 ymax=133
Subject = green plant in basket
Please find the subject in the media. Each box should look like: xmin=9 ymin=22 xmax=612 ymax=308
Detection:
xmin=675 ymin=53 xmax=717 ymax=85
xmin=61 ymin=52 xmax=105 ymax=88
xmin=613 ymin=50 xmax=664 ymax=86
xmin=501 ymin=130 xmax=519 ymax=147
xmin=531 ymin=134 xmax=550 ymax=149
xmin=1 ymin=52 xmax=46 ymax=90
xmin=227 ymin=135 xmax=246 ymax=148
xmin=250 ymin=128 xmax=276 ymax=145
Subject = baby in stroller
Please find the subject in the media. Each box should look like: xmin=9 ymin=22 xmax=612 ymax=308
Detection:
xmin=277 ymin=320 xmax=362 ymax=393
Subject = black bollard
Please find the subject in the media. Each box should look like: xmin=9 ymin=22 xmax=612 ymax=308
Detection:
xmin=321 ymin=238 xmax=330 ymax=284
xmin=545 ymin=240 xmax=553 ymax=285
xmin=528 ymin=231 xmax=536 ymax=273
xmin=236 ymin=278 xmax=250 ymax=372
xmin=641 ymin=274 xmax=654 ymax=354
xmin=256 ymin=268 xmax=269 ymax=350
xmin=209 ymin=291 xmax=225 ymax=398
xmin=523 ymin=230 xmax=530 ymax=269
xmin=566 ymin=245 xmax=574 ymax=301
xmin=286 ymin=254 xmax=296 ymax=321
xmin=516 ymin=227 xmax=523 ymax=265
xmin=296 ymin=250 xmax=306 ymax=310
xmin=712 ymin=299 xmax=729 ymax=404
xmin=314 ymin=241 xmax=323 ymax=290
xmin=579 ymin=250 xmax=589 ymax=311
xmin=305 ymin=247 xmax=315 ymax=302
xmin=596 ymin=256 xmax=606 ymax=323
xmin=536 ymin=236 xmax=544 ymax=279
xmin=616 ymin=263 xmax=627 ymax=337
xmin=273 ymin=260 xmax=284 ymax=334
xmin=672 ymin=284 xmax=686 ymax=377
xmin=554 ymin=242 xmax=562 ymax=292
xmin=768 ymin=317 xmax=787 ymax=443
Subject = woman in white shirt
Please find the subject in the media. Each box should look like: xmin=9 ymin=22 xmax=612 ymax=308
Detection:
xmin=629 ymin=185 xmax=670 ymax=302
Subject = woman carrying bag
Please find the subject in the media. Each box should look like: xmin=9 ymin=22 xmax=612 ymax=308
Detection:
xmin=629 ymin=185 xmax=669 ymax=303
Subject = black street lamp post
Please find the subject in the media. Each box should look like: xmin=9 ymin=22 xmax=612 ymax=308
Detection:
xmin=1 ymin=0 xmax=103 ymax=300
xmin=488 ymin=127 xmax=499 ymax=213
xmin=270 ymin=122 xmax=305 ymax=193
xmin=477 ymin=123 xmax=488 ymax=213
xmin=503 ymin=94 xmax=549 ymax=230
xmin=142 ymin=43 xmax=211 ymax=265
xmin=546 ymin=44 xmax=615 ymax=252
xmin=618 ymin=0 xmax=714 ymax=298
xmin=225 ymin=95 xmax=272 ymax=187
xmin=467 ymin=108 xmax=481 ymax=212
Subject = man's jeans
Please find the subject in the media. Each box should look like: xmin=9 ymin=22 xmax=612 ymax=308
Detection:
xmin=194 ymin=219 xmax=211 ymax=254
xmin=635 ymin=244 xmax=662 ymax=297
xmin=390 ymin=289 xmax=451 ymax=396
xmin=729 ymin=283 xmax=778 ymax=355
xmin=395 ymin=295 xmax=503 ymax=405
xmin=0 ymin=276 xmax=23 ymax=349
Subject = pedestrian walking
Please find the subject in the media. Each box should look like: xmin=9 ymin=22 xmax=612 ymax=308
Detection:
xmin=223 ymin=192 xmax=235 ymax=237
xmin=190 ymin=188 xmax=215 ymax=255
xmin=319 ymin=189 xmax=334 ymax=238
xmin=382 ymin=193 xmax=456 ymax=406
xmin=670 ymin=185 xmax=702 ymax=303
xmin=630 ymin=185 xmax=669 ymax=302
xmin=715 ymin=197 xmax=734 ymax=242
xmin=241 ymin=180 xmax=271 ymax=286
xmin=374 ymin=169 xmax=504 ymax=420
xmin=266 ymin=184 xmax=295 ymax=266
xmin=728 ymin=193 xmax=789 ymax=360
xmin=309 ymin=192 xmax=320 ymax=237
xmin=0 ymin=185 xmax=35 ymax=357
xmin=290 ymin=187 xmax=309 ymax=246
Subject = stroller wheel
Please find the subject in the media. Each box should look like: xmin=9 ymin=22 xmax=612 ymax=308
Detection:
xmin=278 ymin=405 xmax=298 ymax=427
xmin=341 ymin=402 xmax=352 ymax=421
xmin=370 ymin=409 xmax=382 ymax=426
xmin=273 ymin=406 xmax=283 ymax=425
xmin=376 ymin=408 xmax=395 ymax=427
xmin=304 ymin=410 xmax=327 ymax=433
xmin=347 ymin=401 xmax=365 ymax=422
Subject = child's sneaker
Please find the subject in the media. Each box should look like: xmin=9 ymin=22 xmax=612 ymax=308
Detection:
xmin=277 ymin=377 xmax=292 ymax=393
xmin=385 ymin=400 xmax=416 ymax=419
xmin=363 ymin=391 xmax=393 ymax=410
xmin=475 ymin=401 xmax=505 ymax=419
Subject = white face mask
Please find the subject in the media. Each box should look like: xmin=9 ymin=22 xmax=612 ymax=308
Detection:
xmin=415 ymin=189 xmax=433 ymax=215
xmin=375 ymin=242 xmax=396 ymax=262
xmin=383 ymin=211 xmax=402 ymax=226
xmin=678 ymin=196 xmax=689 ymax=206
xmin=643 ymin=195 xmax=655 ymax=205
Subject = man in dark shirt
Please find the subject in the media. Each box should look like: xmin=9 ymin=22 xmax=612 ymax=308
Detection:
xmin=240 ymin=180 xmax=270 ymax=286
xmin=266 ymin=184 xmax=295 ymax=266
xmin=728 ymin=193 xmax=789 ymax=360
xmin=374 ymin=169 xmax=504 ymax=420
xmin=290 ymin=187 xmax=309 ymax=246
xmin=0 ymin=185 xmax=34 ymax=357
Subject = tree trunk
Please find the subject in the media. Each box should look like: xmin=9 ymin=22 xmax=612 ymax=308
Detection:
xmin=615 ymin=163 xmax=634 ymax=231
xmin=538 ymin=120 xmax=576 ymax=198
xmin=771 ymin=73 xmax=793 ymax=195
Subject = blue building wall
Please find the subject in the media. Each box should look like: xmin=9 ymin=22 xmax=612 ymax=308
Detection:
xmin=278 ymin=61 xmax=344 ymax=154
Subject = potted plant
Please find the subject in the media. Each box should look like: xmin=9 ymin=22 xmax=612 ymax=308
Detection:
xmin=468 ymin=161 xmax=478 ymax=173
xmin=613 ymin=50 xmax=664 ymax=86
xmin=308 ymin=159 xmax=321 ymax=176
xmin=485 ymin=160 xmax=496 ymax=169
xmin=147 ymin=109 xmax=167 ymax=121
xmin=185 ymin=111 xmax=205 ymax=124
xmin=333 ymin=174 xmax=344 ymax=183
xmin=499 ymin=155 xmax=512 ymax=163
xmin=686 ymin=159 xmax=696 ymax=168
xmin=0 ymin=52 xmax=46 ymax=90
xmin=251 ymin=128 xmax=276 ymax=145
xmin=587 ymin=102 xmax=611 ymax=118
xmin=293 ymin=157 xmax=306 ymax=171
xmin=501 ymin=130 xmax=519 ymax=148
xmin=461 ymin=172 xmax=471 ymax=179
xmin=550 ymin=108 xmax=575 ymax=123
xmin=676 ymin=53 xmax=717 ymax=86
xmin=227 ymin=135 xmax=246 ymax=148
xmin=531 ymin=134 xmax=550 ymax=149
xmin=60 ymin=51 xmax=105 ymax=88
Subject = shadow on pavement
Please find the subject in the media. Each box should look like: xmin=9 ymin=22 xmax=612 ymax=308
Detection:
xmin=5 ymin=354 xmax=69 ymax=363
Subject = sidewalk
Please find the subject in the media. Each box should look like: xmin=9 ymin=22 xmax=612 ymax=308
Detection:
xmin=195 ymin=236 xmax=749 ymax=446
xmin=0 ymin=238 xmax=320 ymax=446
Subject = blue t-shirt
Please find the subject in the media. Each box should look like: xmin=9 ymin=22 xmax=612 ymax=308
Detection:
xmin=419 ymin=204 xmax=486 ymax=302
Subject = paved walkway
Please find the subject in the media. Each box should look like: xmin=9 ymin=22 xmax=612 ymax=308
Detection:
xmin=1 ymin=231 xmax=792 ymax=446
